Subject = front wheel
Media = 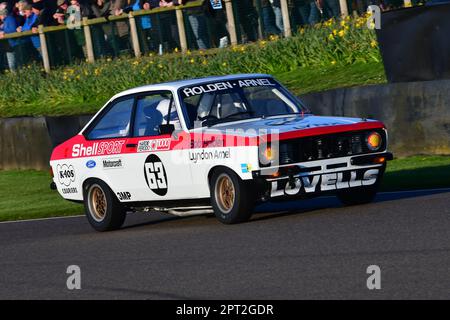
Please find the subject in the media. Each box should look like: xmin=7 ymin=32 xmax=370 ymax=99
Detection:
xmin=210 ymin=168 xmax=254 ymax=224
xmin=84 ymin=180 xmax=126 ymax=231
xmin=337 ymin=185 xmax=379 ymax=206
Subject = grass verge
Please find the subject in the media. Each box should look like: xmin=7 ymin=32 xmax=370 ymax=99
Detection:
xmin=277 ymin=61 xmax=386 ymax=96
xmin=0 ymin=170 xmax=83 ymax=222
xmin=1 ymin=155 xmax=449 ymax=222
xmin=382 ymin=155 xmax=450 ymax=191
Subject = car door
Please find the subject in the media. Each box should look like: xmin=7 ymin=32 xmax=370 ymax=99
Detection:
xmin=82 ymin=96 xmax=135 ymax=201
xmin=121 ymin=90 xmax=194 ymax=202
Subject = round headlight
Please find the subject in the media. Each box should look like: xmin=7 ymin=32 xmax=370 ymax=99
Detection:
xmin=366 ymin=132 xmax=382 ymax=151
xmin=259 ymin=144 xmax=278 ymax=166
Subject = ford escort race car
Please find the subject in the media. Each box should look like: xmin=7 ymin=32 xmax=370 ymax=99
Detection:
xmin=50 ymin=74 xmax=393 ymax=231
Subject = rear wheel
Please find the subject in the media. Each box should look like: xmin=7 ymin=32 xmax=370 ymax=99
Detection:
xmin=210 ymin=168 xmax=254 ymax=224
xmin=84 ymin=180 xmax=126 ymax=231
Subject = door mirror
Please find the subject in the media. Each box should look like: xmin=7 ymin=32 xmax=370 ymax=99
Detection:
xmin=159 ymin=124 xmax=175 ymax=135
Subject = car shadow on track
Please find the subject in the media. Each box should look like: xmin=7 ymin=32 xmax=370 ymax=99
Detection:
xmin=250 ymin=188 xmax=450 ymax=222
xmin=124 ymin=188 xmax=450 ymax=229
xmin=120 ymin=213 xmax=198 ymax=230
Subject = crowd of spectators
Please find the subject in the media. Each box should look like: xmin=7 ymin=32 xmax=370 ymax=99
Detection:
xmin=0 ymin=0 xmax=409 ymax=72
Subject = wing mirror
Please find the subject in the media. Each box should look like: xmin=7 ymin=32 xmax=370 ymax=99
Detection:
xmin=159 ymin=124 xmax=175 ymax=135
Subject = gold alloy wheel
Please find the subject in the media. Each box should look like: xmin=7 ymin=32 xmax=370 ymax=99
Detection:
xmin=215 ymin=174 xmax=236 ymax=214
xmin=89 ymin=185 xmax=107 ymax=222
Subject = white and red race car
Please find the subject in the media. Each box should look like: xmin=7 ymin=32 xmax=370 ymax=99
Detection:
xmin=50 ymin=74 xmax=393 ymax=231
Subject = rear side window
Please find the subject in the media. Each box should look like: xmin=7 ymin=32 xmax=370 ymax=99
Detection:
xmin=88 ymin=98 xmax=134 ymax=140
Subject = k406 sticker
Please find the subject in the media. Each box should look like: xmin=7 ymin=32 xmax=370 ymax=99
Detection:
xmin=57 ymin=164 xmax=76 ymax=187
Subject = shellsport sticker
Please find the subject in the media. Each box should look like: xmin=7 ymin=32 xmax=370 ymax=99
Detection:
xmin=144 ymin=154 xmax=168 ymax=196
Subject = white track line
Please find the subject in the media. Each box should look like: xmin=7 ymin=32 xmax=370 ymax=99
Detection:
xmin=1 ymin=188 xmax=450 ymax=224
xmin=0 ymin=214 xmax=84 ymax=224
xmin=379 ymin=187 xmax=450 ymax=194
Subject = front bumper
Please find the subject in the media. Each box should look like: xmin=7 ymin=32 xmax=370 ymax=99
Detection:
xmin=252 ymin=152 xmax=393 ymax=200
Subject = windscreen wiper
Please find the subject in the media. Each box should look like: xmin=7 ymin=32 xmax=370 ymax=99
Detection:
xmin=220 ymin=110 xmax=253 ymax=120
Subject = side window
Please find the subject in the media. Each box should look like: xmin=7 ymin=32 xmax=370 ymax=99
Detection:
xmin=133 ymin=92 xmax=182 ymax=137
xmin=88 ymin=98 xmax=134 ymax=140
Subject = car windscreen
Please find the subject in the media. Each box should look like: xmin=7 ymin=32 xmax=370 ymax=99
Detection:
xmin=179 ymin=78 xmax=308 ymax=129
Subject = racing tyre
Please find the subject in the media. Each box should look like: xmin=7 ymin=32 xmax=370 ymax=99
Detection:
xmin=210 ymin=168 xmax=254 ymax=224
xmin=337 ymin=185 xmax=379 ymax=206
xmin=84 ymin=180 xmax=126 ymax=231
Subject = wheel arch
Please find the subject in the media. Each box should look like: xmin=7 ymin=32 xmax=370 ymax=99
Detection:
xmin=207 ymin=165 xmax=241 ymax=186
xmin=82 ymin=177 xmax=117 ymax=201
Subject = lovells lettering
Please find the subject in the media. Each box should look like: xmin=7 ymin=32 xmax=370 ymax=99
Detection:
xmin=271 ymin=169 xmax=379 ymax=197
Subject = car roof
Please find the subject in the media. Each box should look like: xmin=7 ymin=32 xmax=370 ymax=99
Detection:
xmin=112 ymin=73 xmax=273 ymax=99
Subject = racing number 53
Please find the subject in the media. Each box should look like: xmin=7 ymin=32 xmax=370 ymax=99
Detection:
xmin=144 ymin=154 xmax=169 ymax=196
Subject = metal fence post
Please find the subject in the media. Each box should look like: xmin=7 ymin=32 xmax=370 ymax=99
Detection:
xmin=38 ymin=25 xmax=51 ymax=73
xmin=129 ymin=12 xmax=142 ymax=58
xmin=176 ymin=7 xmax=188 ymax=53
xmin=82 ymin=17 xmax=95 ymax=63
xmin=224 ymin=0 xmax=238 ymax=46
xmin=279 ymin=0 xmax=291 ymax=37
xmin=339 ymin=0 xmax=349 ymax=17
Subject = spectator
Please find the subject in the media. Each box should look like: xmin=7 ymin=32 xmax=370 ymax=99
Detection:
xmin=269 ymin=0 xmax=284 ymax=34
xmin=31 ymin=0 xmax=56 ymax=27
xmin=4 ymin=0 xmax=14 ymax=11
xmin=53 ymin=0 xmax=68 ymax=25
xmin=111 ymin=0 xmax=131 ymax=53
xmin=65 ymin=0 xmax=89 ymax=56
xmin=16 ymin=3 xmax=41 ymax=58
xmin=235 ymin=0 xmax=259 ymax=43
xmin=159 ymin=0 xmax=174 ymax=7
xmin=15 ymin=0 xmax=25 ymax=13
xmin=181 ymin=0 xmax=210 ymax=49
xmin=0 ymin=6 xmax=19 ymax=70
xmin=323 ymin=0 xmax=340 ymax=20
xmin=261 ymin=0 xmax=282 ymax=35
xmin=295 ymin=0 xmax=320 ymax=25
xmin=204 ymin=0 xmax=228 ymax=48
xmin=90 ymin=0 xmax=113 ymax=56
xmin=90 ymin=0 xmax=111 ymax=18
xmin=122 ymin=1 xmax=156 ymax=52
xmin=155 ymin=0 xmax=180 ymax=52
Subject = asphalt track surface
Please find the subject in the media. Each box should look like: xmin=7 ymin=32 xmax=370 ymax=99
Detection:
xmin=1 ymin=189 xmax=450 ymax=300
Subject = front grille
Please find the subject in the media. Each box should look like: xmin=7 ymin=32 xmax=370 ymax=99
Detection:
xmin=278 ymin=129 xmax=386 ymax=165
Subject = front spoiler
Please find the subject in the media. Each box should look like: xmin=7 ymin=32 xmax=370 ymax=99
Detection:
xmin=350 ymin=152 xmax=393 ymax=166
xmin=252 ymin=152 xmax=393 ymax=179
